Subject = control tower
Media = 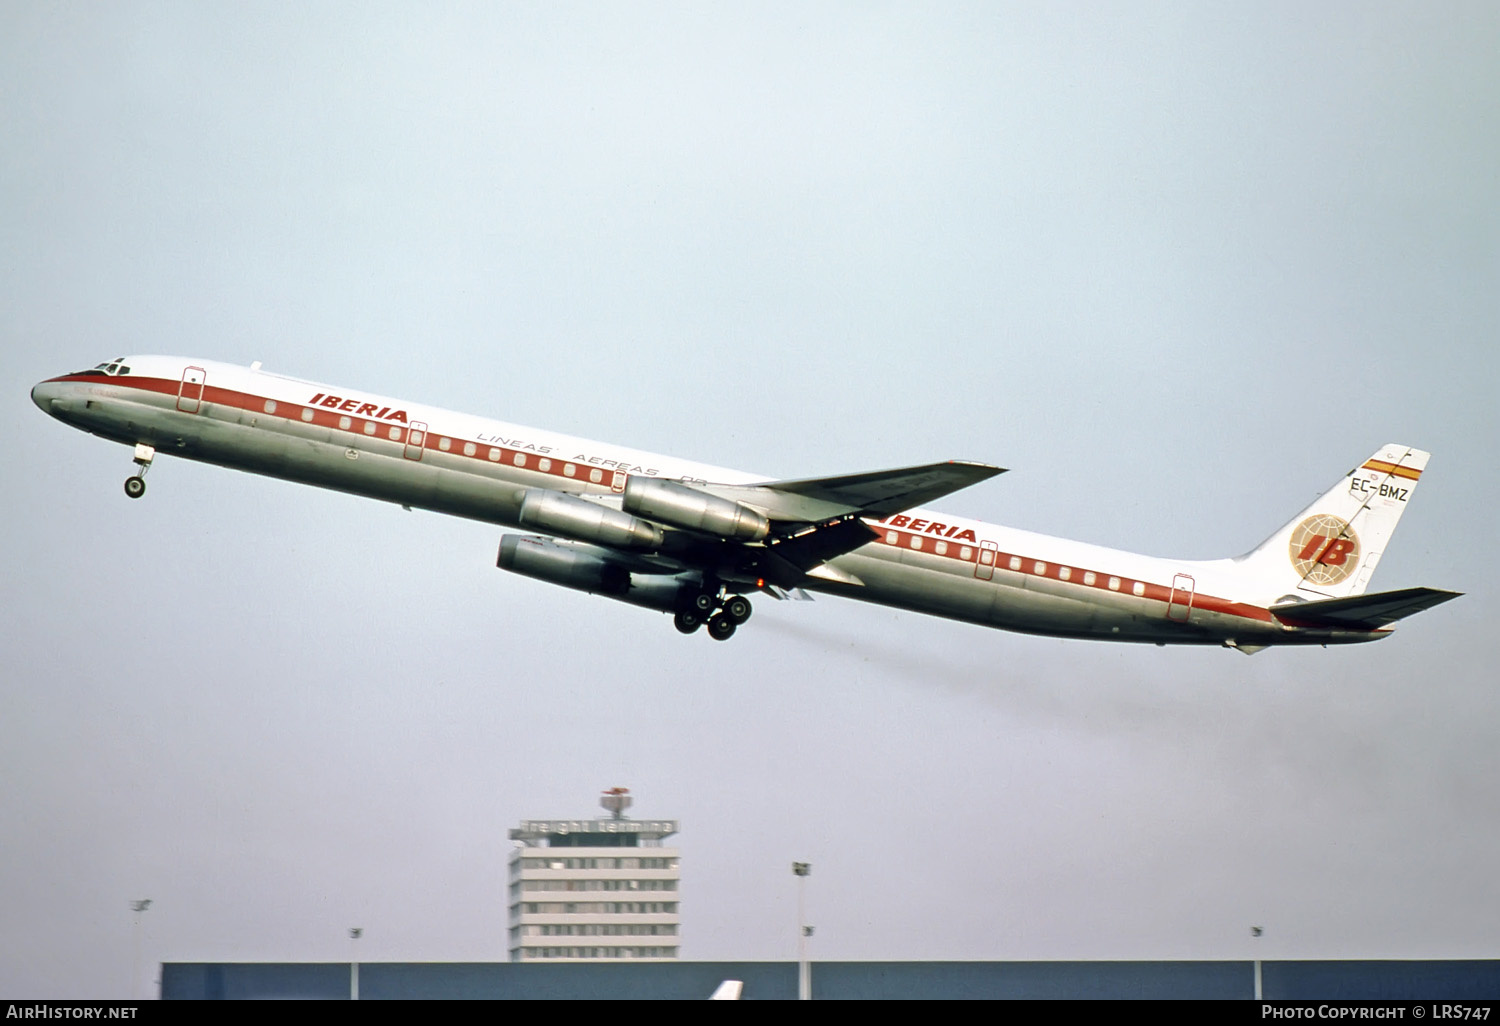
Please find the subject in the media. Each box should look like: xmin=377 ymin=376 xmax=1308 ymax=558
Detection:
xmin=507 ymin=788 xmax=680 ymax=962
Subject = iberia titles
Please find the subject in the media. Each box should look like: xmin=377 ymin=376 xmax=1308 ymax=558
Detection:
xmin=880 ymin=513 xmax=978 ymax=543
xmin=308 ymin=393 xmax=409 ymax=422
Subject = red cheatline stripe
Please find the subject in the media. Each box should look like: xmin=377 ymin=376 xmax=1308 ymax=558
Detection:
xmin=61 ymin=372 xmax=1282 ymax=627
xmin=1361 ymin=459 xmax=1422 ymax=480
xmin=55 ymin=373 xmax=628 ymax=487
xmin=871 ymin=526 xmax=1276 ymax=624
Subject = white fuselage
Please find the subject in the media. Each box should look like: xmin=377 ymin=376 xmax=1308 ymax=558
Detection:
xmin=31 ymin=356 xmax=1383 ymax=649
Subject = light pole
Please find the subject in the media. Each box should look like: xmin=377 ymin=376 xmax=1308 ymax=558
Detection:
xmin=129 ymin=900 xmax=151 ymax=1001
xmin=349 ymin=928 xmax=363 ymax=1000
xmin=1251 ymin=926 xmax=1264 ymax=1000
xmin=792 ymin=863 xmax=812 ymax=1000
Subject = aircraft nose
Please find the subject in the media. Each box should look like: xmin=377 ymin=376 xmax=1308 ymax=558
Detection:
xmin=31 ymin=379 xmax=62 ymax=414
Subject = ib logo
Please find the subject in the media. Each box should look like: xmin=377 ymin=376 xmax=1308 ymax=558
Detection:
xmin=1287 ymin=514 xmax=1360 ymax=586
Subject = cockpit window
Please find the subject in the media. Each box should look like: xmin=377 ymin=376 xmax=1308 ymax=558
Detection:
xmin=77 ymin=358 xmax=131 ymax=376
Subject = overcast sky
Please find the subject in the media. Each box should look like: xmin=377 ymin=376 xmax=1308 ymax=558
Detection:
xmin=2 ymin=1 xmax=1496 ymax=999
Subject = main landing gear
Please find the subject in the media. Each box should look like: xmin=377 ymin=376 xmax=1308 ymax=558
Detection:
xmin=123 ymin=444 xmax=155 ymax=499
xmin=673 ymin=589 xmax=754 ymax=641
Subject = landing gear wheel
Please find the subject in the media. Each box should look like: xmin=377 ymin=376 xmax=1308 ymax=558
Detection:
xmin=707 ymin=614 xmax=737 ymax=641
xmin=124 ymin=476 xmax=146 ymax=499
xmin=691 ymin=591 xmax=715 ymax=614
xmin=724 ymin=595 xmax=752 ymax=624
xmin=673 ymin=610 xmax=703 ymax=635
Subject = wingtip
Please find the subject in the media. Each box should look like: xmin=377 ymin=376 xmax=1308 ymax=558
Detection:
xmin=948 ymin=459 xmax=1007 ymax=476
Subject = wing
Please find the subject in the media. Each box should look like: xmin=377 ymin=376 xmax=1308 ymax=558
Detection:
xmin=1271 ymin=587 xmax=1462 ymax=629
xmin=691 ymin=460 xmax=1003 ymax=581
xmin=704 ymin=459 xmax=1005 ymax=521
xmin=498 ymin=459 xmax=1005 ymax=603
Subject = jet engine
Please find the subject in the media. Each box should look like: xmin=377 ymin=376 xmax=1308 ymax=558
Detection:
xmin=621 ymin=477 xmax=769 ymax=541
xmin=517 ymin=488 xmax=664 ymax=550
xmin=496 ymin=534 xmax=694 ymax=613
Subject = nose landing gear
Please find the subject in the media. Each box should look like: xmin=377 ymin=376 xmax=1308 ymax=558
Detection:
xmin=124 ymin=444 xmax=155 ymax=499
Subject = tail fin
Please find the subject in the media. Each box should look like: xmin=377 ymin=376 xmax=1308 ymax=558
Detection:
xmin=1233 ymin=444 xmax=1429 ymax=602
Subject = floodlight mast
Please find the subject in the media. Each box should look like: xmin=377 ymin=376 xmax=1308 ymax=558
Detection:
xmin=350 ymin=928 xmax=363 ymax=1000
xmin=129 ymin=900 xmax=152 ymax=1001
xmin=792 ymin=863 xmax=811 ymax=1000
xmin=1251 ymin=926 xmax=1264 ymax=999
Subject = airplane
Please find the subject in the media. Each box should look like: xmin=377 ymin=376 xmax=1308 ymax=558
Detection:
xmin=31 ymin=356 xmax=1459 ymax=652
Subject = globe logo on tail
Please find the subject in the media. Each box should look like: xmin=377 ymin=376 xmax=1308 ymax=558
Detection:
xmin=1288 ymin=514 xmax=1360 ymax=586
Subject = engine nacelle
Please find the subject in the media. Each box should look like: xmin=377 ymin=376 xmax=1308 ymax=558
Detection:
xmin=517 ymin=489 xmax=664 ymax=550
xmin=496 ymin=535 xmax=693 ymax=613
xmin=622 ymin=477 xmax=770 ymax=542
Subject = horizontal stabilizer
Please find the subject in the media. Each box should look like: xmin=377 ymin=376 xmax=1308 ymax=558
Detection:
xmin=1271 ymin=587 xmax=1461 ymax=629
xmin=708 ymin=460 xmax=1004 ymax=521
